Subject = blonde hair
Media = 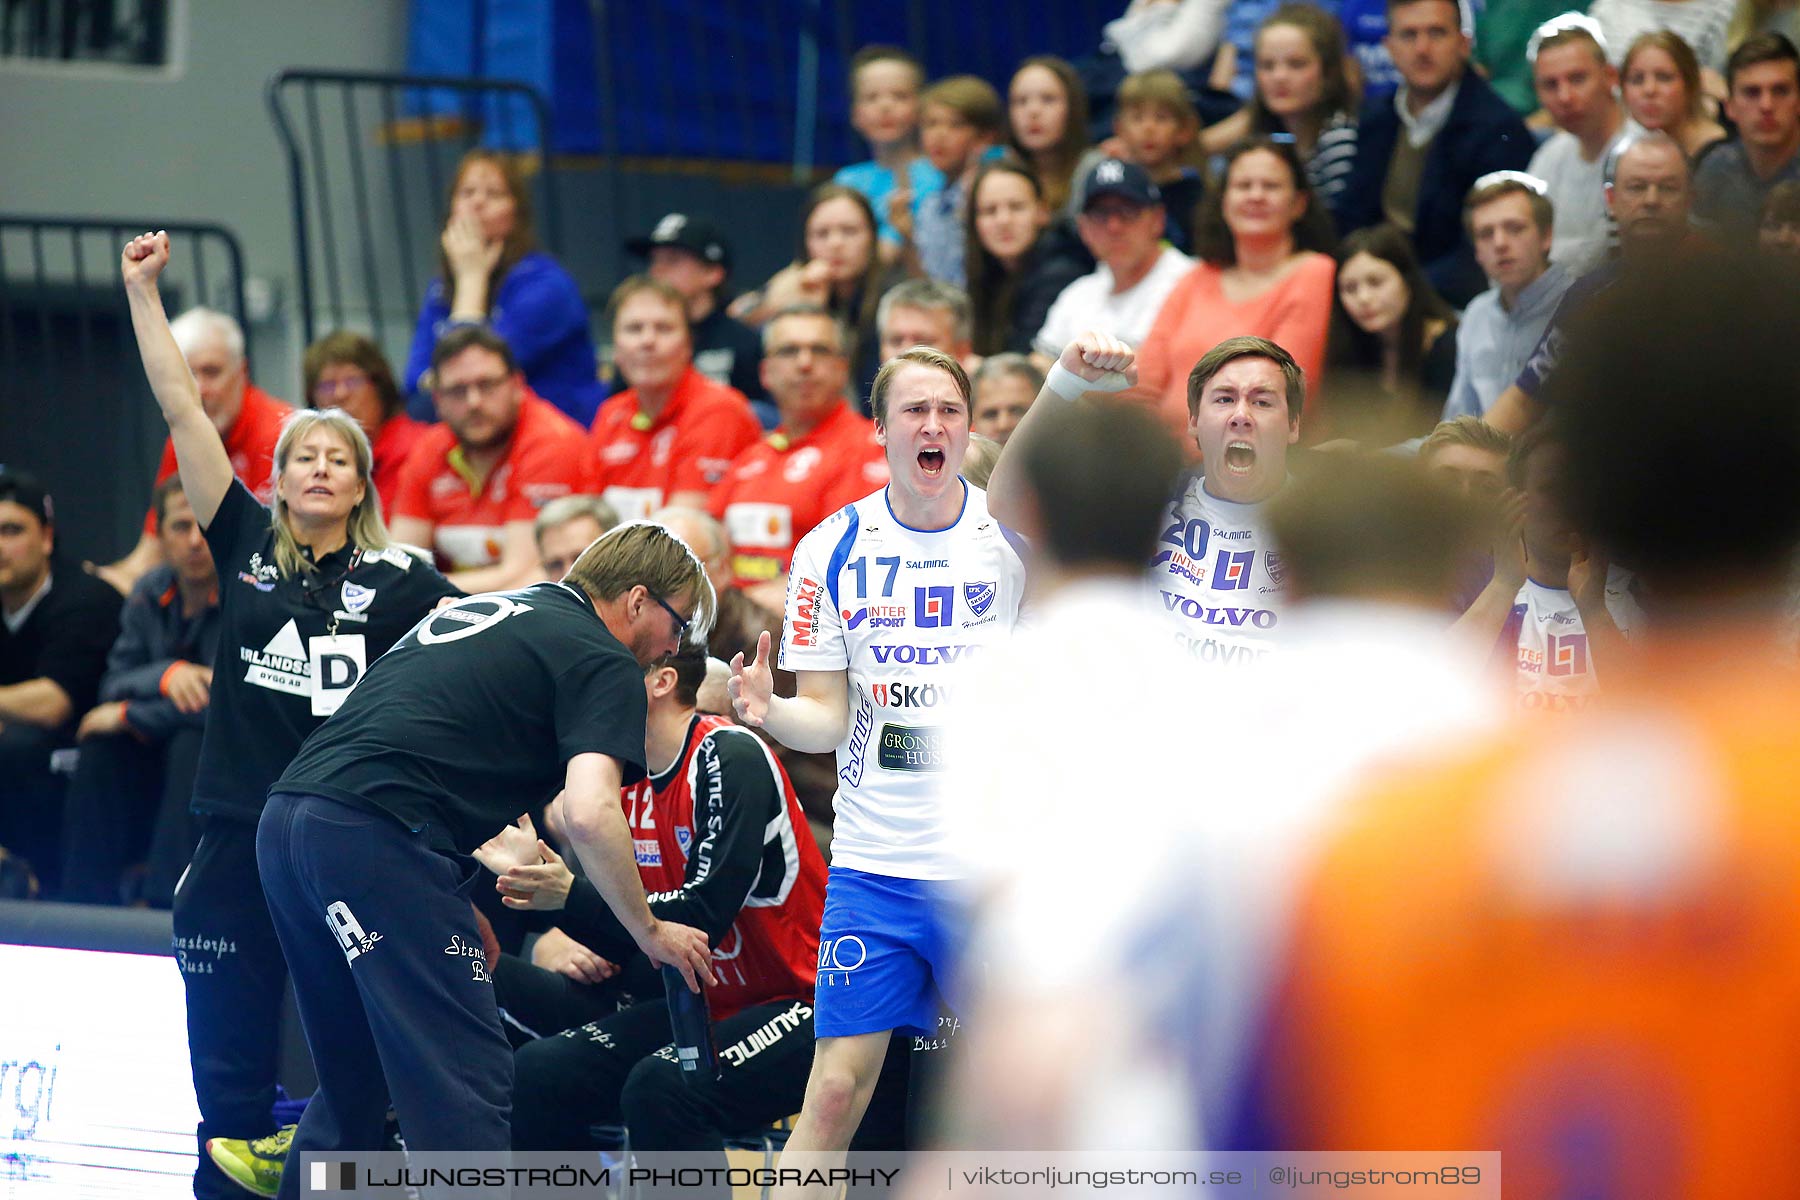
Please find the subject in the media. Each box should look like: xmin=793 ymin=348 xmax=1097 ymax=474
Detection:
xmin=565 ymin=520 xmax=718 ymax=647
xmin=268 ymin=408 xmax=389 ymax=578
xmin=869 ymin=346 xmax=972 ymax=424
xmin=922 ymin=75 xmax=1005 ymax=137
xmin=1116 ymin=69 xmax=1200 ymax=129
xmin=1420 ymin=414 xmax=1513 ymax=461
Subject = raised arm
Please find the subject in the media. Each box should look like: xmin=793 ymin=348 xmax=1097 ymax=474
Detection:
xmin=121 ymin=232 xmax=233 ymax=527
xmin=1483 ymin=384 xmax=1544 ymax=436
xmin=1568 ymin=542 xmax=1630 ymax=684
xmin=986 ymin=332 xmax=1137 ymax=529
xmin=1448 ymin=488 xmax=1527 ymax=646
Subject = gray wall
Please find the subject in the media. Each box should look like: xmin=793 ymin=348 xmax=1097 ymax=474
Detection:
xmin=0 ymin=0 xmax=410 ymax=393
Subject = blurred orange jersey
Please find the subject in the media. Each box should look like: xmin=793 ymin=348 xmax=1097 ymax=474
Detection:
xmin=1232 ymin=633 xmax=1800 ymax=1200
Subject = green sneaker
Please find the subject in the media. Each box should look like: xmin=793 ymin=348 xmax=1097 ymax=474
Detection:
xmin=207 ymin=1123 xmax=295 ymax=1198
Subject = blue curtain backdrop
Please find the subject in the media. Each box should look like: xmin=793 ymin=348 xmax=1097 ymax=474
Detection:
xmin=409 ymin=0 xmax=1111 ymax=166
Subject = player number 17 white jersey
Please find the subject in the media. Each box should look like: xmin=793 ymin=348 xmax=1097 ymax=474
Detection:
xmin=780 ymin=484 xmax=1027 ymax=880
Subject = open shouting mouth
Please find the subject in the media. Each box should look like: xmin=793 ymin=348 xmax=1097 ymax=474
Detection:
xmin=919 ymin=448 xmax=946 ymax=478
xmin=1222 ymin=441 xmax=1257 ymax=475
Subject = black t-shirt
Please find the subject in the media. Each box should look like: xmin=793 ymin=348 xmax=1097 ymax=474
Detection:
xmin=1158 ymin=170 xmax=1205 ymax=255
xmin=691 ymin=306 xmax=765 ymax=403
xmin=196 ymin=480 xmax=459 ymax=822
xmin=273 ymin=581 xmax=649 ymax=854
xmin=1006 ymin=221 xmax=1095 ymax=356
xmin=0 ymin=563 xmax=122 ymax=732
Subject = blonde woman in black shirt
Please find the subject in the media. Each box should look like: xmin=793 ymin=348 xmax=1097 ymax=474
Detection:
xmin=123 ymin=231 xmax=459 ymax=1200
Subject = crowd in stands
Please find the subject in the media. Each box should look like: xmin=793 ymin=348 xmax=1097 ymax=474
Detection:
xmin=5 ymin=0 xmax=1800 ymax=908
xmin=0 ymin=4 xmax=1795 ymax=1192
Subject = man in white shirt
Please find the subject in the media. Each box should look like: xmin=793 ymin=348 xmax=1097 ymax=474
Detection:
xmin=1031 ymin=158 xmax=1194 ymax=366
xmin=996 ymin=333 xmax=1300 ymax=672
xmin=1526 ymin=14 xmax=1634 ymax=276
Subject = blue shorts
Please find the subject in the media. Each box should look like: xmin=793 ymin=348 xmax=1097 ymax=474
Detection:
xmin=814 ymin=866 xmax=965 ymax=1039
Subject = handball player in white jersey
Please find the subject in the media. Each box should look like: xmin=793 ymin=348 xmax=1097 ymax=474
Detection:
xmin=991 ymin=334 xmax=1303 ymax=667
xmin=729 ymin=345 xmax=1034 ymax=1189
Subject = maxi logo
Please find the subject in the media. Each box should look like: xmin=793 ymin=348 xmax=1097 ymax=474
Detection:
xmin=1547 ymin=631 xmax=1589 ymax=677
xmin=1160 ymin=592 xmax=1277 ymax=629
xmin=871 ymin=681 xmax=955 ymax=709
xmin=1210 ymin=549 xmax=1255 ymax=591
xmin=914 ymin=585 xmax=954 ymax=628
xmin=868 ymin=643 xmax=981 ymax=666
xmin=790 ymin=577 xmax=822 ymax=647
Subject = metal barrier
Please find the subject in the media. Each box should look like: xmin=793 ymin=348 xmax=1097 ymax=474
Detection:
xmin=265 ymin=69 xmax=570 ymax=351
xmin=261 ymin=5 xmax=1110 ymax=358
xmin=0 ymin=216 xmax=247 ymax=557
xmin=0 ymin=215 xmax=248 ymax=372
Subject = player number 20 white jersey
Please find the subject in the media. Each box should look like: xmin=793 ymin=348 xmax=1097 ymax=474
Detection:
xmin=1150 ymin=472 xmax=1287 ymax=669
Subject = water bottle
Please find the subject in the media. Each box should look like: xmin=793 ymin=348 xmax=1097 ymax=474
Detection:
xmin=661 ymin=964 xmax=721 ymax=1083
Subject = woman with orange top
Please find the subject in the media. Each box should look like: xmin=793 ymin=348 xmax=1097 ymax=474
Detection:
xmin=1130 ymin=136 xmax=1337 ymax=447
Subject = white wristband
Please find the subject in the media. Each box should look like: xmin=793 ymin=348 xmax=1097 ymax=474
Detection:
xmin=1045 ymin=361 xmax=1090 ymax=402
xmin=1047 ymin=359 xmax=1130 ymax=401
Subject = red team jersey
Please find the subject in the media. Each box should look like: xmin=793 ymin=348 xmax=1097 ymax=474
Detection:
xmin=585 ymin=367 xmax=760 ymax=521
xmin=708 ymin=402 xmax=889 ymax=590
xmin=147 ymin=384 xmax=292 ymax=533
xmin=368 ymin=412 xmax=430 ymax=519
xmin=389 ymin=393 xmax=585 ymax=571
xmin=622 ymin=714 xmax=826 ymax=1020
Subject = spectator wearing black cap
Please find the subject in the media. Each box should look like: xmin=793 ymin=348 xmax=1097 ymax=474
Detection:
xmin=629 ymin=212 xmax=769 ymax=422
xmin=1029 ymin=157 xmax=1194 ymax=369
xmin=0 ymin=467 xmax=124 ymax=895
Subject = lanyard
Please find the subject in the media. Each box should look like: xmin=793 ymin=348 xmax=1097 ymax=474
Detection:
xmin=298 ymin=546 xmax=361 ymax=637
